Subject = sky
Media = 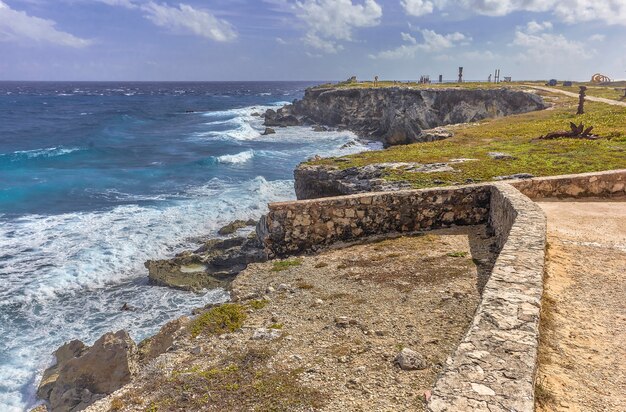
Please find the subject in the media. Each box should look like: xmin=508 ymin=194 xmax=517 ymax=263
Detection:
xmin=0 ymin=0 xmax=624 ymax=81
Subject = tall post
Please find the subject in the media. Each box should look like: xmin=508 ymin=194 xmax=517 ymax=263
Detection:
xmin=439 ymin=74 xmax=443 ymax=83
xmin=577 ymin=86 xmax=587 ymax=115
xmin=458 ymin=67 xmax=463 ymax=83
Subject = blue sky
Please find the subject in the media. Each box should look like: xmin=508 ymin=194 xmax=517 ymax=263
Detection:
xmin=0 ymin=0 xmax=624 ymax=81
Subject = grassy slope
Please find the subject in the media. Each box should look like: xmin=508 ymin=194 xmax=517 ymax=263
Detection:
xmin=310 ymin=89 xmax=626 ymax=189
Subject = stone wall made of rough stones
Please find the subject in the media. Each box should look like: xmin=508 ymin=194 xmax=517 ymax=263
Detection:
xmin=509 ymin=169 xmax=626 ymax=199
xmin=428 ymin=183 xmax=546 ymax=412
xmin=263 ymin=185 xmax=491 ymax=257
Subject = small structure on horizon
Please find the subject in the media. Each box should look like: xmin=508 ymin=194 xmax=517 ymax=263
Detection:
xmin=591 ymin=73 xmax=611 ymax=83
xmin=458 ymin=67 xmax=463 ymax=83
xmin=374 ymin=75 xmax=379 ymax=86
xmin=438 ymin=74 xmax=443 ymax=83
xmin=494 ymin=69 xmax=501 ymax=83
xmin=419 ymin=75 xmax=430 ymax=84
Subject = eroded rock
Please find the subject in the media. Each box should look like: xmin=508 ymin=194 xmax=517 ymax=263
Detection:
xmin=38 ymin=331 xmax=138 ymax=412
xmin=266 ymin=87 xmax=546 ymax=147
xmin=145 ymin=235 xmax=267 ymax=292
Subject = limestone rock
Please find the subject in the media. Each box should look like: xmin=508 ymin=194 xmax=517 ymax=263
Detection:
xmin=488 ymin=152 xmax=515 ymax=160
xmin=269 ymin=87 xmax=546 ymax=147
xmin=263 ymin=108 xmax=301 ymax=127
xmin=494 ymin=173 xmax=534 ymax=181
xmin=145 ymin=235 xmax=267 ymax=292
xmin=251 ymin=328 xmax=281 ymax=340
xmin=138 ymin=317 xmax=190 ymax=362
xmin=218 ymin=219 xmax=256 ymax=235
xmin=39 ymin=330 xmax=138 ymax=412
xmin=394 ymin=348 xmax=427 ymax=370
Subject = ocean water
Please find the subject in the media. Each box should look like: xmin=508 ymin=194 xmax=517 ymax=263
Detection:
xmin=0 ymin=81 xmax=378 ymax=411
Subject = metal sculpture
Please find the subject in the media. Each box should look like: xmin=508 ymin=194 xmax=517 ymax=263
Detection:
xmin=590 ymin=73 xmax=611 ymax=83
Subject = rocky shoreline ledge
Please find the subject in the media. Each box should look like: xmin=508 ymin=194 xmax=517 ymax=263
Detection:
xmin=263 ymin=86 xmax=546 ymax=147
xmin=54 ymin=227 xmax=496 ymax=412
xmin=32 ymin=86 xmax=550 ymax=412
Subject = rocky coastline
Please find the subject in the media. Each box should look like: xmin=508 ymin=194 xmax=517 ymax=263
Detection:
xmin=33 ymin=86 xmax=549 ymax=412
xmin=263 ymin=86 xmax=546 ymax=147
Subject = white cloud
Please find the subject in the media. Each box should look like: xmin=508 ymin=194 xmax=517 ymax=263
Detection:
xmin=98 ymin=0 xmax=138 ymax=8
xmin=0 ymin=0 xmax=91 ymax=47
xmin=370 ymin=28 xmax=468 ymax=59
xmin=513 ymin=23 xmax=590 ymax=62
xmin=304 ymin=32 xmax=343 ymax=53
xmin=401 ymin=31 xmax=417 ymax=44
xmin=141 ymin=2 xmax=237 ymax=42
xmin=525 ymin=20 xmax=552 ymax=34
xmin=294 ymin=0 xmax=382 ymax=52
xmin=589 ymin=33 xmax=606 ymax=42
xmin=401 ymin=0 xmax=626 ymax=26
xmin=401 ymin=0 xmax=436 ymax=17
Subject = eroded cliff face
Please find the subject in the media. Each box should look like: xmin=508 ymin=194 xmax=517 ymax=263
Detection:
xmin=265 ymin=87 xmax=546 ymax=147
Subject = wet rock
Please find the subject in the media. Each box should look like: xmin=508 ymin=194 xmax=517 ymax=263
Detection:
xmin=38 ymin=330 xmax=138 ymax=412
xmin=312 ymin=125 xmax=328 ymax=132
xmin=251 ymin=112 xmax=261 ymax=117
xmin=263 ymin=108 xmax=301 ymax=127
xmin=394 ymin=348 xmax=427 ymax=370
xmin=145 ymin=235 xmax=267 ymax=292
xmin=218 ymin=219 xmax=256 ymax=235
xmin=261 ymin=127 xmax=276 ymax=135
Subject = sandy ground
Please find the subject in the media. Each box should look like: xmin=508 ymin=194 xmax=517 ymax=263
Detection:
xmin=89 ymin=227 xmax=495 ymax=412
xmin=536 ymin=200 xmax=626 ymax=412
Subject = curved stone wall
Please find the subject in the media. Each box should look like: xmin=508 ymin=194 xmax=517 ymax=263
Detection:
xmin=428 ymin=184 xmax=546 ymax=411
xmin=259 ymin=170 xmax=625 ymax=411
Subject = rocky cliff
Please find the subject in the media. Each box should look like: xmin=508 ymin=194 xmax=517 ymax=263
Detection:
xmin=265 ymin=87 xmax=546 ymax=147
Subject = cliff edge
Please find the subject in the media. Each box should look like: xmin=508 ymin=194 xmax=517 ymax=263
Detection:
xmin=265 ymin=87 xmax=546 ymax=147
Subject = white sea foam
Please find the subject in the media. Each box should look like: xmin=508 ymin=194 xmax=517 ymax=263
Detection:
xmin=0 ymin=177 xmax=295 ymax=411
xmin=3 ymin=147 xmax=82 ymax=160
xmin=217 ymin=150 xmax=255 ymax=164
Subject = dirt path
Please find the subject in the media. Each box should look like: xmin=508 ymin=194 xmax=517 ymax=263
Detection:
xmin=536 ymin=200 xmax=626 ymax=412
xmin=525 ymin=85 xmax=626 ymax=107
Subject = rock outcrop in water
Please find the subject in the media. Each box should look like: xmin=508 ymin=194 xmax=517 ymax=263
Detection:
xmin=145 ymin=235 xmax=267 ymax=292
xmin=264 ymin=87 xmax=546 ymax=147
xmin=37 ymin=331 xmax=138 ymax=412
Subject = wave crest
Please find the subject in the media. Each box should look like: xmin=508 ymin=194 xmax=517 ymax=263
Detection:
xmin=217 ymin=150 xmax=254 ymax=164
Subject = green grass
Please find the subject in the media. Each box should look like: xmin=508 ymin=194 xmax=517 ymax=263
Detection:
xmin=447 ymin=251 xmax=469 ymax=258
xmin=190 ymin=304 xmax=247 ymax=337
xmin=310 ymin=94 xmax=626 ymax=189
xmin=247 ymin=299 xmax=268 ymax=310
xmin=314 ymin=80 xmax=516 ymax=90
xmin=271 ymin=259 xmax=303 ymax=272
xmin=145 ymin=348 xmax=324 ymax=411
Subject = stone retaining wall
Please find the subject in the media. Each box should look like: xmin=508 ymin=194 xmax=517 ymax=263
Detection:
xmin=258 ymin=170 xmax=625 ymax=411
xmin=263 ymin=185 xmax=490 ymax=257
xmin=510 ymin=169 xmax=626 ymax=199
xmin=427 ymin=184 xmax=546 ymax=411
